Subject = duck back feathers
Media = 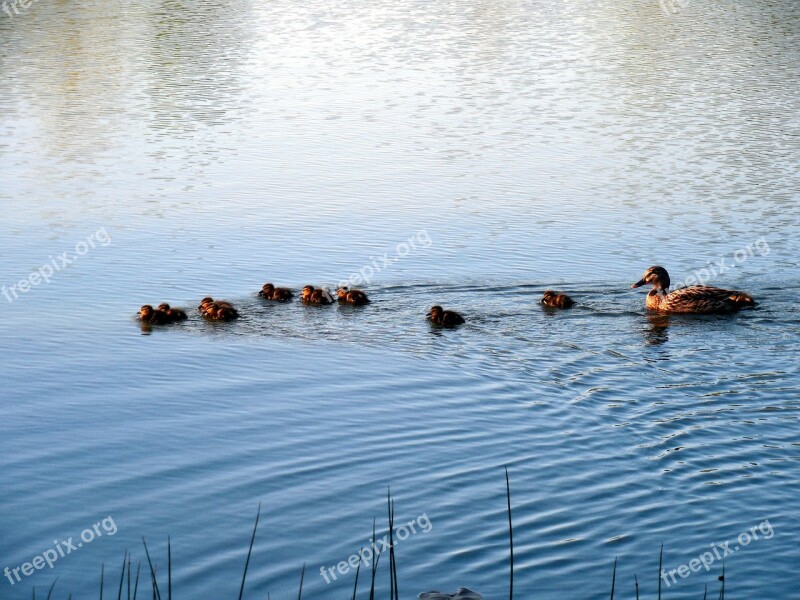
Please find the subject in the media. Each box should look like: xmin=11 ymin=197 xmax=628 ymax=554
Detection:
xmin=646 ymin=286 xmax=756 ymax=314
xmin=633 ymin=266 xmax=756 ymax=314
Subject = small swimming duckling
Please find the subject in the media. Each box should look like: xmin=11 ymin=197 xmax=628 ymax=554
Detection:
xmin=302 ymin=285 xmax=333 ymax=305
xmin=427 ymin=305 xmax=465 ymax=327
xmin=337 ymin=286 xmax=370 ymax=306
xmin=157 ymin=303 xmax=188 ymax=321
xmin=541 ymin=290 xmax=575 ymax=309
xmin=209 ymin=303 xmax=238 ymax=321
xmin=139 ymin=304 xmax=172 ymax=325
xmin=631 ymin=266 xmax=757 ymax=314
xmin=259 ymin=283 xmax=293 ymax=302
xmin=198 ymin=297 xmax=214 ymax=317
xmin=198 ymin=297 xmax=239 ymax=321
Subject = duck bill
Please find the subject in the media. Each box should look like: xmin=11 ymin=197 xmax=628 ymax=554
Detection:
xmin=631 ymin=279 xmax=646 ymax=289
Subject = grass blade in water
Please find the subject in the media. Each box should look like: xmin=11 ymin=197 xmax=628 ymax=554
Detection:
xmin=238 ymin=503 xmax=261 ymax=600
xmin=505 ymin=466 xmax=514 ymax=600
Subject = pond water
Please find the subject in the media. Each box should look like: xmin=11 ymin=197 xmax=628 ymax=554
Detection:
xmin=1 ymin=0 xmax=799 ymax=598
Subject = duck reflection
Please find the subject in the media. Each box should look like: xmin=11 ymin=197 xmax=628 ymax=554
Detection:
xmin=644 ymin=313 xmax=671 ymax=346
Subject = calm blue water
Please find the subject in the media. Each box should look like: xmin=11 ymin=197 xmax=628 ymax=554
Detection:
xmin=2 ymin=0 xmax=799 ymax=598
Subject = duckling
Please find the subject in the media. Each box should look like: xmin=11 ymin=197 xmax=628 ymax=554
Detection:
xmin=337 ymin=286 xmax=370 ymax=306
xmin=631 ymin=266 xmax=757 ymax=314
xmin=259 ymin=283 xmax=293 ymax=302
xmin=311 ymin=288 xmax=333 ymax=305
xmin=198 ymin=297 xmax=239 ymax=321
xmin=302 ymin=285 xmax=333 ymax=305
xmin=139 ymin=304 xmax=172 ymax=325
xmin=541 ymin=290 xmax=574 ymax=309
xmin=427 ymin=305 xmax=465 ymax=327
xmin=157 ymin=303 xmax=188 ymax=321
xmin=214 ymin=305 xmax=239 ymax=321
xmin=198 ymin=296 xmax=214 ymax=313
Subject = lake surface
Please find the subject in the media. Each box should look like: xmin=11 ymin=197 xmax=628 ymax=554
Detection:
xmin=1 ymin=0 xmax=799 ymax=598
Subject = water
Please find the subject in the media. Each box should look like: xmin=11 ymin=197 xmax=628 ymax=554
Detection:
xmin=1 ymin=0 xmax=799 ymax=598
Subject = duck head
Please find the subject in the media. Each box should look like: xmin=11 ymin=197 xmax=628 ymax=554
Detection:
xmin=302 ymin=285 xmax=314 ymax=301
xmin=157 ymin=303 xmax=171 ymax=312
xmin=631 ymin=266 xmax=670 ymax=291
xmin=261 ymin=283 xmax=275 ymax=295
xmin=139 ymin=305 xmax=154 ymax=320
xmin=541 ymin=291 xmax=557 ymax=304
xmin=337 ymin=286 xmax=349 ymax=300
xmin=427 ymin=305 xmax=443 ymax=319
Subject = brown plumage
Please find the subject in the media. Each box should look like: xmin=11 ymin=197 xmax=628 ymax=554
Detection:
xmin=157 ymin=303 xmax=188 ymax=321
xmin=427 ymin=305 xmax=465 ymax=327
xmin=337 ymin=286 xmax=370 ymax=306
xmin=301 ymin=285 xmax=333 ymax=305
xmin=631 ymin=266 xmax=756 ymax=314
xmin=139 ymin=303 xmax=187 ymax=324
xmin=259 ymin=283 xmax=293 ymax=302
xmin=139 ymin=304 xmax=172 ymax=325
xmin=198 ymin=297 xmax=239 ymax=321
xmin=541 ymin=290 xmax=574 ymax=309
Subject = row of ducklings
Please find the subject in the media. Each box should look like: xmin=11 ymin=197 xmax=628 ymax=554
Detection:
xmin=139 ymin=284 xmax=373 ymax=324
xmin=139 ymin=266 xmax=759 ymax=325
xmin=139 ymin=281 xmax=569 ymax=327
xmin=259 ymin=283 xmax=370 ymax=306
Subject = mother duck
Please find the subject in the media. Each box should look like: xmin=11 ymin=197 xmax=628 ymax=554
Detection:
xmin=631 ymin=266 xmax=756 ymax=314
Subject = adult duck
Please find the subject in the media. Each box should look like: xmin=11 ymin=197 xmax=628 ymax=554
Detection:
xmin=631 ymin=266 xmax=756 ymax=314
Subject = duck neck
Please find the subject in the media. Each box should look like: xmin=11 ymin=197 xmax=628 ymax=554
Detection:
xmin=654 ymin=285 xmax=669 ymax=294
xmin=647 ymin=286 xmax=668 ymax=309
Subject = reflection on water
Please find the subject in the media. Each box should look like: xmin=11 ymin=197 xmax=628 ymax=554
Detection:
xmin=1 ymin=1 xmax=799 ymax=599
xmin=645 ymin=313 xmax=671 ymax=346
